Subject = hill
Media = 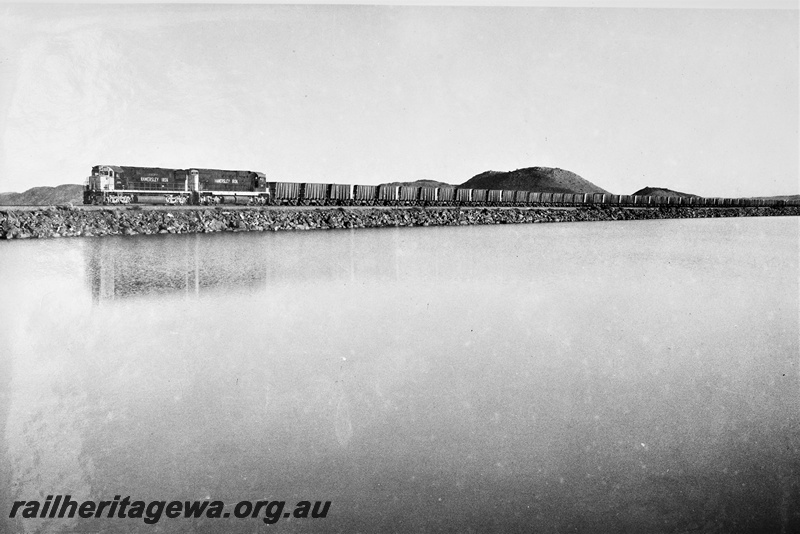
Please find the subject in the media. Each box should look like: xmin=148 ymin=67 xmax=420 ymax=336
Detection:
xmin=379 ymin=179 xmax=453 ymax=188
xmin=754 ymin=194 xmax=800 ymax=202
xmin=460 ymin=167 xmax=610 ymax=194
xmin=0 ymin=184 xmax=83 ymax=206
xmin=633 ymin=188 xmax=800 ymax=202
xmin=632 ymin=187 xmax=700 ymax=198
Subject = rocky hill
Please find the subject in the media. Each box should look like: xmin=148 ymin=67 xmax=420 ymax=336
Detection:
xmin=0 ymin=184 xmax=83 ymax=206
xmin=460 ymin=167 xmax=610 ymax=194
xmin=632 ymin=187 xmax=700 ymax=198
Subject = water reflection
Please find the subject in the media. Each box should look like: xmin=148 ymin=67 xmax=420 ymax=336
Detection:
xmin=2 ymin=219 xmax=799 ymax=533
xmin=83 ymin=227 xmax=546 ymax=303
xmin=84 ymin=231 xmax=366 ymax=301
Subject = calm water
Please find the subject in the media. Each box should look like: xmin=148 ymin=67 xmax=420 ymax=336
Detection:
xmin=1 ymin=217 xmax=798 ymax=533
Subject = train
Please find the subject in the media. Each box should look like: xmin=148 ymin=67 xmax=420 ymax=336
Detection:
xmin=84 ymin=165 xmax=798 ymax=208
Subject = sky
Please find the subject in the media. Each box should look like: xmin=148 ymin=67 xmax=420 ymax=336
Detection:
xmin=0 ymin=2 xmax=797 ymax=197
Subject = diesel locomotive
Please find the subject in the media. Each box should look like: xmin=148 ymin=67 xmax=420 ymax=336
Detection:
xmin=85 ymin=165 xmax=269 ymax=206
xmin=84 ymin=165 xmax=797 ymax=209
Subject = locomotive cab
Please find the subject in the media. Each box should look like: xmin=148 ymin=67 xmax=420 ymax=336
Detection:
xmin=87 ymin=165 xmax=121 ymax=192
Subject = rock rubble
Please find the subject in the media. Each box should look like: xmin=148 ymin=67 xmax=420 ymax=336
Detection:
xmin=1 ymin=206 xmax=797 ymax=240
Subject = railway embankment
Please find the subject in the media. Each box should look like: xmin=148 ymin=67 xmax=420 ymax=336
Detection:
xmin=1 ymin=205 xmax=798 ymax=240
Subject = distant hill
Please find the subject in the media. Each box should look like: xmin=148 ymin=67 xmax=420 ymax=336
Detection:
xmin=0 ymin=184 xmax=83 ymax=206
xmin=633 ymin=188 xmax=800 ymax=202
xmin=632 ymin=187 xmax=700 ymax=198
xmin=379 ymin=179 xmax=453 ymax=188
xmin=754 ymin=194 xmax=800 ymax=201
xmin=460 ymin=167 xmax=611 ymax=194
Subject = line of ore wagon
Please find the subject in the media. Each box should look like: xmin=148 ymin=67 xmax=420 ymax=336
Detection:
xmin=84 ymin=165 xmax=798 ymax=208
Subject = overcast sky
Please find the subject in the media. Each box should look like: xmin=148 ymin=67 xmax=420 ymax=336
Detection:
xmin=0 ymin=3 xmax=797 ymax=197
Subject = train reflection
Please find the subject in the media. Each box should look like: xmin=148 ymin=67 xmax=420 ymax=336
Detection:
xmin=84 ymin=225 xmax=535 ymax=304
xmin=84 ymin=230 xmax=411 ymax=303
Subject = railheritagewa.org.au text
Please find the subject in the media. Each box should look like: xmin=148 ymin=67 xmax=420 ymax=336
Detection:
xmin=9 ymin=495 xmax=331 ymax=525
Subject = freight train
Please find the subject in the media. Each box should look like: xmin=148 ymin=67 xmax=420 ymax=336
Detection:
xmin=84 ymin=165 xmax=797 ymax=208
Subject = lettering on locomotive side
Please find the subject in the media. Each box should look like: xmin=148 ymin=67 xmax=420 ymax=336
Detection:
xmin=140 ymin=177 xmax=170 ymax=183
xmin=213 ymin=179 xmax=239 ymax=184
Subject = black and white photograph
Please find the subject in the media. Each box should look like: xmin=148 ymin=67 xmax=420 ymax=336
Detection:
xmin=1 ymin=1 xmax=798 ymax=532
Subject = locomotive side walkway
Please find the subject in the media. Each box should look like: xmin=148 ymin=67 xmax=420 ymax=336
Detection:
xmin=1 ymin=205 xmax=798 ymax=240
